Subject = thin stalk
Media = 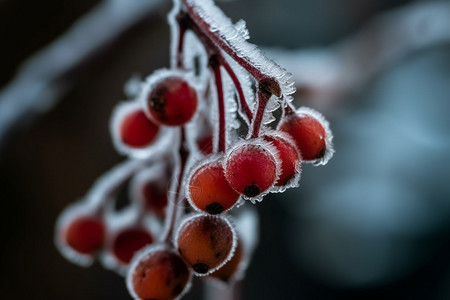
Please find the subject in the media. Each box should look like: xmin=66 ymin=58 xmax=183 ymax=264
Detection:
xmin=217 ymin=54 xmax=253 ymax=123
xmin=248 ymin=90 xmax=271 ymax=139
xmin=210 ymin=56 xmax=227 ymax=153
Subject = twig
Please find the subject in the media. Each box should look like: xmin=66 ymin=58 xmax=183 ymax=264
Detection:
xmin=0 ymin=0 xmax=166 ymax=150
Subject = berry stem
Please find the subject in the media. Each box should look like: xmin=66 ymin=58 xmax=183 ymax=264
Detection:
xmin=210 ymin=55 xmax=227 ymax=153
xmin=248 ymin=89 xmax=271 ymax=139
xmin=216 ymin=54 xmax=253 ymax=123
xmin=175 ymin=23 xmax=186 ymax=69
xmin=162 ymin=128 xmax=189 ymax=245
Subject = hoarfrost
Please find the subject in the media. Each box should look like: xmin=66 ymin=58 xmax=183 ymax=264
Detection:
xmin=180 ymin=0 xmax=296 ymax=102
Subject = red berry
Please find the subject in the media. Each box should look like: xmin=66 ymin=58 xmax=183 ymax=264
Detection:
xmin=142 ymin=181 xmax=168 ymax=217
xmin=188 ymin=159 xmax=240 ymax=214
xmin=64 ymin=215 xmax=105 ymax=255
xmin=176 ymin=215 xmax=235 ymax=275
xmin=224 ymin=141 xmax=278 ymax=197
xmin=279 ymin=108 xmax=328 ymax=161
xmin=146 ymin=77 xmax=198 ymax=126
xmin=120 ymin=109 xmax=160 ymax=148
xmin=111 ymin=227 xmax=153 ymax=264
xmin=129 ymin=247 xmax=191 ymax=300
xmin=264 ymin=132 xmax=301 ymax=186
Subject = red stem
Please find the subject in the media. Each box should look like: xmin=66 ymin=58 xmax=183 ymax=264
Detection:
xmin=176 ymin=24 xmax=186 ymax=69
xmin=216 ymin=54 xmax=253 ymax=123
xmin=211 ymin=56 xmax=227 ymax=153
xmin=249 ymin=90 xmax=271 ymax=139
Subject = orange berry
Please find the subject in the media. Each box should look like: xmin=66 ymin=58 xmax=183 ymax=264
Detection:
xmin=209 ymin=237 xmax=243 ymax=282
xmin=129 ymin=248 xmax=191 ymax=300
xmin=176 ymin=215 xmax=235 ymax=275
xmin=188 ymin=159 xmax=240 ymax=214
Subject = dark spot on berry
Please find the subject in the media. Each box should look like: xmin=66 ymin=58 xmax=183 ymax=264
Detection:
xmin=318 ymin=146 xmax=326 ymax=158
xmin=165 ymin=277 xmax=172 ymax=286
xmin=150 ymin=96 xmax=166 ymax=113
xmin=205 ymin=202 xmax=224 ymax=214
xmin=244 ymin=184 xmax=260 ymax=197
xmin=172 ymin=283 xmax=183 ymax=296
xmin=215 ymin=252 xmax=221 ymax=258
xmin=193 ymin=263 xmax=209 ymax=274
xmin=210 ymin=235 xmax=215 ymax=242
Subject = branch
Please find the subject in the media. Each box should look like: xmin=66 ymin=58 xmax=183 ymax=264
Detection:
xmin=0 ymin=0 xmax=166 ymax=150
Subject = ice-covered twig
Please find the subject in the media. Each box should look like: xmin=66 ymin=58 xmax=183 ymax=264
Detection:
xmin=0 ymin=0 xmax=166 ymax=150
xmin=267 ymin=0 xmax=450 ymax=109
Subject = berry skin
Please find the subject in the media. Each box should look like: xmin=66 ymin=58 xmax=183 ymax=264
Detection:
xmin=120 ymin=109 xmax=160 ymax=148
xmin=64 ymin=215 xmax=105 ymax=255
xmin=264 ymin=133 xmax=301 ymax=186
xmin=129 ymin=248 xmax=191 ymax=300
xmin=209 ymin=236 xmax=243 ymax=282
xmin=142 ymin=181 xmax=168 ymax=218
xmin=111 ymin=227 xmax=153 ymax=264
xmin=279 ymin=110 xmax=327 ymax=161
xmin=176 ymin=215 xmax=235 ymax=275
xmin=147 ymin=77 xmax=198 ymax=126
xmin=188 ymin=160 xmax=240 ymax=215
xmin=224 ymin=142 xmax=278 ymax=197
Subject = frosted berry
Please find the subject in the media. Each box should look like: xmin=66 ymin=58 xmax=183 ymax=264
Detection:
xmin=279 ymin=110 xmax=327 ymax=161
xmin=188 ymin=159 xmax=240 ymax=215
xmin=120 ymin=109 xmax=160 ymax=148
xmin=224 ymin=142 xmax=278 ymax=197
xmin=64 ymin=215 xmax=105 ymax=255
xmin=264 ymin=133 xmax=301 ymax=186
xmin=176 ymin=215 xmax=235 ymax=275
xmin=209 ymin=236 xmax=243 ymax=282
xmin=129 ymin=248 xmax=191 ymax=300
xmin=111 ymin=227 xmax=153 ymax=264
xmin=146 ymin=77 xmax=198 ymax=126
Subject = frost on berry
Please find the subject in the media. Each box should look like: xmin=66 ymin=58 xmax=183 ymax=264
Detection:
xmin=280 ymin=106 xmax=334 ymax=165
xmin=127 ymin=244 xmax=192 ymax=300
xmin=186 ymin=155 xmax=240 ymax=215
xmin=175 ymin=214 xmax=237 ymax=276
xmin=224 ymin=139 xmax=280 ymax=202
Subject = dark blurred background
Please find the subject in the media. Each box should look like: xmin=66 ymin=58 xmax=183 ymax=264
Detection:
xmin=1 ymin=0 xmax=450 ymax=299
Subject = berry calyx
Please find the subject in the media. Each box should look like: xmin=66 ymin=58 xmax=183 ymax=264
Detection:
xmin=128 ymin=247 xmax=191 ymax=300
xmin=119 ymin=109 xmax=160 ymax=148
xmin=279 ymin=108 xmax=329 ymax=162
xmin=263 ymin=132 xmax=301 ymax=186
xmin=176 ymin=215 xmax=235 ymax=275
xmin=64 ymin=215 xmax=105 ymax=255
xmin=111 ymin=227 xmax=153 ymax=264
xmin=224 ymin=141 xmax=279 ymax=197
xmin=146 ymin=77 xmax=198 ymax=126
xmin=187 ymin=158 xmax=240 ymax=215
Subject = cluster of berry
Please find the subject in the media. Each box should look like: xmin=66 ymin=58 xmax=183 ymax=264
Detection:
xmin=55 ymin=0 xmax=333 ymax=299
